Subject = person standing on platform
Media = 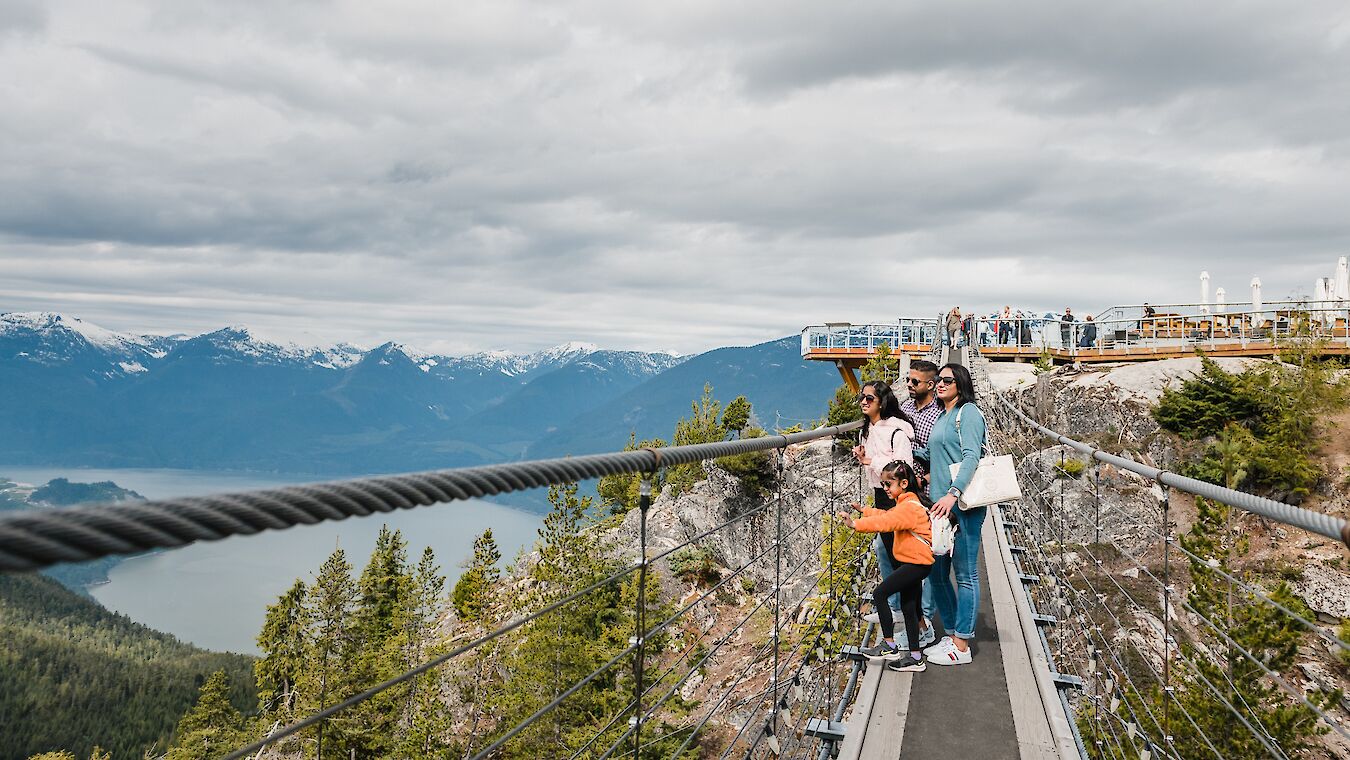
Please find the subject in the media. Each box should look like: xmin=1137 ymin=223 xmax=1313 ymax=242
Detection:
xmin=1079 ymin=315 xmax=1098 ymax=348
xmin=1016 ymin=310 xmax=1032 ymax=346
xmin=841 ymin=459 xmax=934 ymax=672
xmin=999 ymin=306 xmax=1013 ymax=345
xmin=916 ymin=364 xmax=987 ymax=666
xmin=945 ymin=308 xmax=961 ymax=348
xmin=851 ymin=381 xmax=917 ymax=641
xmin=1060 ymin=308 xmax=1074 ymax=348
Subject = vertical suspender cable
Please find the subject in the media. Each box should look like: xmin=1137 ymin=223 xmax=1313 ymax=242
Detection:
xmin=770 ymin=447 xmax=786 ymax=753
xmin=632 ymin=477 xmax=652 ymax=760
xmin=1161 ymin=480 xmax=1173 ymax=752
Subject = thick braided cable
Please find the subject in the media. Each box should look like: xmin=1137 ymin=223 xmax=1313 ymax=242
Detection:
xmin=994 ymin=392 xmax=1349 ymax=546
xmin=0 ymin=422 xmax=861 ymax=572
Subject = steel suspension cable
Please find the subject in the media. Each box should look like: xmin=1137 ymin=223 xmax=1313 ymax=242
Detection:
xmin=0 ymin=422 xmax=862 ymax=572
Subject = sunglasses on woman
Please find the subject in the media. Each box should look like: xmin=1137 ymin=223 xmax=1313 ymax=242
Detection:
xmin=858 ymin=394 xmax=877 ymax=403
xmin=936 ymin=376 xmax=956 ymax=385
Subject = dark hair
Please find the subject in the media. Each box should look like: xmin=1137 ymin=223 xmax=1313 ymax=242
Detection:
xmin=879 ymin=460 xmax=933 ymax=508
xmin=938 ymin=363 xmax=977 ymax=408
xmin=860 ymin=381 xmax=914 ymax=440
xmin=909 ymin=359 xmax=938 ymax=376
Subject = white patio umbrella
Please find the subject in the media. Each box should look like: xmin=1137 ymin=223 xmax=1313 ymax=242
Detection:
xmin=1215 ymin=287 xmax=1226 ymax=313
xmin=1314 ymin=279 xmax=1329 ymax=325
xmin=1336 ymin=256 xmax=1349 ymax=301
xmin=1251 ymin=277 xmax=1263 ymax=328
xmin=1200 ymin=271 xmax=1210 ymax=313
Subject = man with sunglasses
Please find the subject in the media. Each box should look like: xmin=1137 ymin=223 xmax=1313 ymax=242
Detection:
xmin=900 ymin=360 xmax=943 ymax=476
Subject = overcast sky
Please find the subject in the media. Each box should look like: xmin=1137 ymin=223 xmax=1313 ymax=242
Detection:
xmin=2 ymin=1 xmax=1349 ymax=355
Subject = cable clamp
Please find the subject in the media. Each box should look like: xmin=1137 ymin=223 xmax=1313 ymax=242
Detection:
xmin=628 ymin=636 xmax=643 ymax=647
xmin=641 ymin=447 xmax=663 ymax=471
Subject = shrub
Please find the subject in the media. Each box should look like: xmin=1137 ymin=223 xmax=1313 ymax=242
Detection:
xmin=1154 ymin=353 xmax=1348 ymax=498
xmin=1054 ymin=457 xmax=1087 ymax=479
xmin=717 ymin=426 xmax=777 ymax=499
xmin=668 ymin=547 xmax=719 ymax=587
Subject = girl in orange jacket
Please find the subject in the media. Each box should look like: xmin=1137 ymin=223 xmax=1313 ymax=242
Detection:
xmin=839 ymin=460 xmax=934 ymax=672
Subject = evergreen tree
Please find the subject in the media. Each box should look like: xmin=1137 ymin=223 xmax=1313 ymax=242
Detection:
xmin=825 ymin=384 xmax=863 ymax=452
xmin=597 ymin=434 xmax=667 ymax=516
xmin=298 ymin=547 xmax=358 ymax=758
xmin=453 ymin=529 xmax=503 ymax=623
xmin=666 ymin=384 xmax=726 ymax=497
xmin=165 ymin=671 xmax=246 ymax=760
xmin=255 ymin=579 xmax=308 ymax=715
xmin=859 ymin=341 xmax=899 ymax=383
xmin=488 ymin=484 xmax=625 ymax=757
xmin=722 ymin=395 xmax=752 ymax=437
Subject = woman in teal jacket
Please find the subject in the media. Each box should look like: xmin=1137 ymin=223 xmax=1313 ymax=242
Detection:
xmin=913 ymin=362 xmax=986 ymax=666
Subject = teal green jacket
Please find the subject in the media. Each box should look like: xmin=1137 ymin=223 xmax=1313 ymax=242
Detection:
xmin=914 ymin=402 xmax=986 ymax=503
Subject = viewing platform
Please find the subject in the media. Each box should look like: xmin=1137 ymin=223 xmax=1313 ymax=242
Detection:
xmin=803 ymin=301 xmax=1350 ymax=390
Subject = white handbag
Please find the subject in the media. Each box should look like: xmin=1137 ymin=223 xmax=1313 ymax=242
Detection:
xmin=947 ymin=405 xmax=1023 ymax=509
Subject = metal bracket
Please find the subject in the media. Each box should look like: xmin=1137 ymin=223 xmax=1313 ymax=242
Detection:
xmin=1008 ymin=545 xmax=1027 ymax=554
xmin=1032 ymin=613 xmax=1058 ymax=626
xmin=1018 ymin=573 xmax=1040 ymax=584
xmin=840 ymin=645 xmax=868 ymax=662
xmin=1051 ymin=672 xmax=1085 ymax=689
xmin=804 ymin=718 xmax=847 ymax=742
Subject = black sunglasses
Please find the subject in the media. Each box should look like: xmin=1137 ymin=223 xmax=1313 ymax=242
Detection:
xmin=858 ymin=394 xmax=877 ymax=403
xmin=936 ymin=376 xmax=957 ymax=385
xmin=905 ymin=377 xmax=932 ymax=386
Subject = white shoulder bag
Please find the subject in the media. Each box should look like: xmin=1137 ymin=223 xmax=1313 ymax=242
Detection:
xmin=947 ymin=405 xmax=1023 ymax=509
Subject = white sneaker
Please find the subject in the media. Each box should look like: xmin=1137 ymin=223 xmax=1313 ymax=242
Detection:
xmin=927 ymin=643 xmax=973 ymax=666
xmin=922 ymin=636 xmax=953 ymax=657
xmin=917 ymin=621 xmax=936 ymax=649
xmin=861 ymin=609 xmax=904 ymax=625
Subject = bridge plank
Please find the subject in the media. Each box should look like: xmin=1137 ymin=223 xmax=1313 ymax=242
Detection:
xmin=986 ymin=504 xmax=1070 ymax=759
xmin=836 ymin=659 xmax=883 ymax=760
xmin=858 ymin=669 xmax=914 ymax=760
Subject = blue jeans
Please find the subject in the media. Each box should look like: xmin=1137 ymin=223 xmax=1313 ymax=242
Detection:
xmin=921 ymin=505 xmax=987 ymax=640
xmin=875 ymin=535 xmax=902 ymax=612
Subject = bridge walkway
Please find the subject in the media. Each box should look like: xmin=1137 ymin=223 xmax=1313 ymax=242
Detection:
xmin=836 ymin=505 xmax=1075 ymax=759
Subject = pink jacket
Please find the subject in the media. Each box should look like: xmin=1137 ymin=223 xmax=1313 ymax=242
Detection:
xmin=861 ymin=416 xmax=915 ymax=488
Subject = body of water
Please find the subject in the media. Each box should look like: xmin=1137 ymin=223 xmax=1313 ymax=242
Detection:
xmin=1 ymin=465 xmax=544 ymax=654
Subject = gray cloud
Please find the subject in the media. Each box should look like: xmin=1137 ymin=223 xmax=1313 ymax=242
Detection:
xmin=1 ymin=0 xmax=1348 ymax=355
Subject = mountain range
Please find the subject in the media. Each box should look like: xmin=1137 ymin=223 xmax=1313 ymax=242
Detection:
xmin=0 ymin=313 xmax=840 ymax=507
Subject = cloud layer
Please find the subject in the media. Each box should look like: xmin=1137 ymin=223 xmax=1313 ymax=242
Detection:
xmin=2 ymin=0 xmax=1349 ymax=353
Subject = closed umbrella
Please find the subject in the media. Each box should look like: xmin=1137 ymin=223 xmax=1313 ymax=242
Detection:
xmin=1337 ymin=256 xmax=1349 ymax=301
xmin=1314 ymin=279 xmax=1329 ymax=325
xmin=1251 ymin=277 xmax=1263 ymax=329
xmin=1215 ymin=287 xmax=1226 ymax=313
xmin=1200 ymin=271 xmax=1210 ymax=313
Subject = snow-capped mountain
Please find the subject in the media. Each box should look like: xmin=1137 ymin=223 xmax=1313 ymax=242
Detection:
xmin=0 ymin=312 xmax=710 ymax=479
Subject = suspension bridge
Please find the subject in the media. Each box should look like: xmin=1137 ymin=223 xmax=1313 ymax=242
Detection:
xmin=1 ymin=339 xmax=1348 ymax=759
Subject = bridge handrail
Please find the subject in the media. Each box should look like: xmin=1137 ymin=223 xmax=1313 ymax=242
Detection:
xmin=0 ymin=421 xmax=863 ymax=573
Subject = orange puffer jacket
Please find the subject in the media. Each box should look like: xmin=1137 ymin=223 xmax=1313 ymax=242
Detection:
xmin=853 ymin=492 xmax=934 ymax=566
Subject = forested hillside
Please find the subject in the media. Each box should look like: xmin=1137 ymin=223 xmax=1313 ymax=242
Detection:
xmin=0 ymin=572 xmax=254 ymax=760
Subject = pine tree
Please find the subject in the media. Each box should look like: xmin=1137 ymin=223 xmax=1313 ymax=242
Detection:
xmin=255 ymin=579 xmax=308 ymax=715
xmin=488 ymin=483 xmax=625 ymax=757
xmin=722 ymin=395 xmax=752 ymax=438
xmin=453 ymin=529 xmax=502 ymax=623
xmin=298 ymin=547 xmax=358 ymax=759
xmin=667 ymin=384 xmax=727 ymax=497
xmin=165 ymin=671 xmax=246 ymax=760
xmin=597 ymin=434 xmax=667 ymax=516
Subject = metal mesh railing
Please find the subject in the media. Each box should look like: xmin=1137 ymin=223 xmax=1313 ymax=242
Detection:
xmin=974 ymin=353 xmax=1350 ymax=759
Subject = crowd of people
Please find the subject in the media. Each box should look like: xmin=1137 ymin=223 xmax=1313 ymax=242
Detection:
xmin=835 ymin=359 xmax=990 ymax=672
xmin=943 ymin=306 xmax=1098 ymax=349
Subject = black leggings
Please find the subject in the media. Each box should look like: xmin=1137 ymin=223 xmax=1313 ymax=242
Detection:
xmin=874 ymin=561 xmax=931 ymax=650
